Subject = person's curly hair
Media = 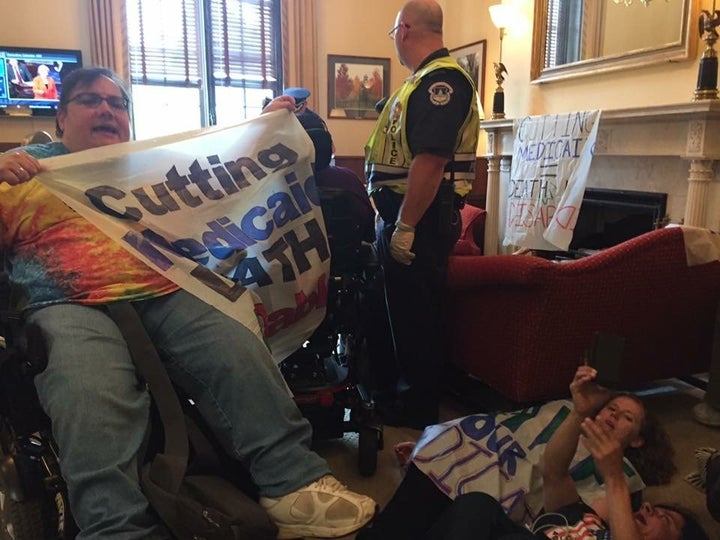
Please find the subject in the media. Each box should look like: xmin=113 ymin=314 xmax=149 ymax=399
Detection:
xmin=615 ymin=393 xmax=677 ymax=485
xmin=656 ymin=504 xmax=709 ymax=540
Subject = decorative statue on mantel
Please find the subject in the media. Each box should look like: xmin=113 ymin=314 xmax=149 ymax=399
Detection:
xmin=694 ymin=1 xmax=720 ymax=100
xmin=494 ymin=60 xmax=508 ymax=86
xmin=491 ymin=61 xmax=508 ymax=120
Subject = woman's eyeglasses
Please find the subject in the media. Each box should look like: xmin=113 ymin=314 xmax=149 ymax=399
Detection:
xmin=67 ymin=92 xmax=130 ymax=111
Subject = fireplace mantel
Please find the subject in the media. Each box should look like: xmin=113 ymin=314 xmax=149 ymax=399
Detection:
xmin=480 ymin=101 xmax=720 ymax=254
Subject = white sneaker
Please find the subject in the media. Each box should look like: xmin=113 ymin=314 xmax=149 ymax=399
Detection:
xmin=259 ymin=475 xmax=376 ymax=539
xmin=693 ymin=402 xmax=720 ymax=427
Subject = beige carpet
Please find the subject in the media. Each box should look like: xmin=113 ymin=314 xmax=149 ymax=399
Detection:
xmin=315 ymin=378 xmax=720 ymax=540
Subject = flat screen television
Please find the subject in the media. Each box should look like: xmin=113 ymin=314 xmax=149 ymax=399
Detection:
xmin=0 ymin=45 xmax=83 ymax=117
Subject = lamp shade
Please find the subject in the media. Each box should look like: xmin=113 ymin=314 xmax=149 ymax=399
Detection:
xmin=489 ymin=3 xmax=514 ymax=30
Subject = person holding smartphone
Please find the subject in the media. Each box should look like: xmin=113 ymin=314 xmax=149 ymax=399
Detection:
xmin=358 ymin=365 xmax=677 ymax=539
xmin=359 ymin=365 xmax=708 ymax=540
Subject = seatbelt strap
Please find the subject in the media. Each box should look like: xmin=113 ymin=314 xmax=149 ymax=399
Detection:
xmin=106 ymin=301 xmax=189 ymax=493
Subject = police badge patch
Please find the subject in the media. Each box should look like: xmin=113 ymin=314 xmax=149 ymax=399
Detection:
xmin=428 ymin=82 xmax=453 ymax=106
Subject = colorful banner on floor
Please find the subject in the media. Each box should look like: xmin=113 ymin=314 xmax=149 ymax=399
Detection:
xmin=35 ymin=111 xmax=330 ymax=362
xmin=411 ymin=400 xmax=645 ymax=525
xmin=504 ymin=110 xmax=601 ymax=251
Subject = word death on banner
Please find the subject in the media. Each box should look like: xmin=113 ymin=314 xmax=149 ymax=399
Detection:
xmin=504 ymin=110 xmax=601 ymax=251
xmin=36 ymin=111 xmax=330 ymax=362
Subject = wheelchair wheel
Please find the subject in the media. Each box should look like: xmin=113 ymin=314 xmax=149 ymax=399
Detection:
xmin=357 ymin=425 xmax=379 ymax=477
xmin=0 ymin=491 xmax=45 ymax=540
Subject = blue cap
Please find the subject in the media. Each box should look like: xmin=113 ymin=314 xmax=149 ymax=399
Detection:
xmin=284 ymin=87 xmax=311 ymax=105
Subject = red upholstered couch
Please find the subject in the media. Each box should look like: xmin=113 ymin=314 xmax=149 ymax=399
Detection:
xmin=444 ymin=227 xmax=720 ymax=405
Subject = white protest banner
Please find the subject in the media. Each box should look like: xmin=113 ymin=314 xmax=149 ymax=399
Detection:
xmin=35 ymin=110 xmax=330 ymax=362
xmin=504 ymin=110 xmax=601 ymax=251
xmin=411 ymin=400 xmax=645 ymax=525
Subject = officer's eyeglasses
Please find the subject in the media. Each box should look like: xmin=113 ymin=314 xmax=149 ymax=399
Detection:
xmin=67 ymin=93 xmax=130 ymax=112
xmin=388 ymin=22 xmax=409 ymax=40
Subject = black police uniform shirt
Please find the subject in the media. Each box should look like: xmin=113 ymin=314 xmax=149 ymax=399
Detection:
xmin=405 ymin=48 xmax=474 ymax=161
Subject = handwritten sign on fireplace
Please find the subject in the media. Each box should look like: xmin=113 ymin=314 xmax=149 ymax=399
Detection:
xmin=504 ymin=110 xmax=601 ymax=251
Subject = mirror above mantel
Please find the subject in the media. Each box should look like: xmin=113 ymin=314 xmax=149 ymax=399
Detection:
xmin=531 ymin=0 xmax=696 ymax=84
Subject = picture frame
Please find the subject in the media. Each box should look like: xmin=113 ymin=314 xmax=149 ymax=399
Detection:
xmin=327 ymin=55 xmax=390 ymax=120
xmin=449 ymin=40 xmax=487 ymax=108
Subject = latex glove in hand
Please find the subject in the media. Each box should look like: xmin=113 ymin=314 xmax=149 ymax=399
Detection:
xmin=390 ymin=221 xmax=416 ymax=265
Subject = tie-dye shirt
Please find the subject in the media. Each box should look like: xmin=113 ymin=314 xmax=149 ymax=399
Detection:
xmin=0 ymin=142 xmax=178 ymax=309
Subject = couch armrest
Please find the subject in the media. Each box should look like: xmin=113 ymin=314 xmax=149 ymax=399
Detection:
xmin=447 ymin=254 xmax=553 ymax=290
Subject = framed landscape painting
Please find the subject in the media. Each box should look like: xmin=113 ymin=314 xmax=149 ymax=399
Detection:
xmin=450 ymin=40 xmax=486 ymax=107
xmin=327 ymin=55 xmax=390 ymax=120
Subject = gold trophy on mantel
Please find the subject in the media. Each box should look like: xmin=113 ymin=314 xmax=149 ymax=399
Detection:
xmin=694 ymin=0 xmax=720 ymax=100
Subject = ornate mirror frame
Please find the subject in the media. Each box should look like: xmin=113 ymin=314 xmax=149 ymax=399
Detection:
xmin=531 ymin=0 xmax=697 ymax=84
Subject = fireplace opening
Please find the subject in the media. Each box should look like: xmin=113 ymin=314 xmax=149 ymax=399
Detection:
xmin=570 ymin=188 xmax=668 ymax=250
xmin=537 ymin=187 xmax=668 ymax=259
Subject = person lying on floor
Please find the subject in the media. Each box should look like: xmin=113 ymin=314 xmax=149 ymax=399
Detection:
xmin=358 ymin=365 xmax=677 ymax=538
xmin=368 ymin=404 xmax=709 ymax=540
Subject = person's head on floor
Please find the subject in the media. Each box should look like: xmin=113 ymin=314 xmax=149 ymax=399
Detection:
xmin=594 ymin=394 xmax=646 ymax=449
xmin=634 ymin=502 xmax=709 ymax=540
xmin=597 ymin=392 xmax=677 ymax=485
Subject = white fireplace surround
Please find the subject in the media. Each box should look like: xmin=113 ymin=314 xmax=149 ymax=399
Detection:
xmin=480 ymin=101 xmax=720 ymax=255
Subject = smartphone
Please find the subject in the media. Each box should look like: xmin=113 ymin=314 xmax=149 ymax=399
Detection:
xmin=588 ymin=332 xmax=625 ymax=389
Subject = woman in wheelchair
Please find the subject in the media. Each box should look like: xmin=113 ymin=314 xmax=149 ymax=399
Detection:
xmin=0 ymin=67 xmax=376 ymax=539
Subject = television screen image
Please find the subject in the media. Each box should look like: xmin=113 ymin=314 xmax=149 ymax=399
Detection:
xmin=0 ymin=45 xmax=83 ymax=116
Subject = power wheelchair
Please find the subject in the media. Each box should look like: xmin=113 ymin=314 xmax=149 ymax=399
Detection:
xmin=0 ymin=184 xmax=384 ymax=538
xmin=279 ymin=185 xmax=384 ymax=477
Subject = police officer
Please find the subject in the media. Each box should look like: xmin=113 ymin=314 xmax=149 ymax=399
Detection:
xmin=365 ymin=0 xmax=480 ymax=429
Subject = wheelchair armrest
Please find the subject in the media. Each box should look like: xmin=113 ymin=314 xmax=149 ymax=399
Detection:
xmin=1 ymin=311 xmax=48 ymax=376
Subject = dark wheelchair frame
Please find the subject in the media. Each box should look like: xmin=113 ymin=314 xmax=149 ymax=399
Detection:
xmin=0 ymin=295 xmax=74 ymax=539
xmin=0 ymin=187 xmax=383 ymax=539
xmin=280 ymin=186 xmax=384 ymax=477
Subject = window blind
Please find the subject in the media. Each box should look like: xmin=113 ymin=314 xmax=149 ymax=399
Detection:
xmin=209 ymin=0 xmax=278 ymax=88
xmin=127 ymin=0 xmax=279 ymax=90
xmin=545 ymin=0 xmax=560 ymax=69
xmin=127 ymin=0 xmax=200 ymax=87
xmin=545 ymin=0 xmax=583 ymax=69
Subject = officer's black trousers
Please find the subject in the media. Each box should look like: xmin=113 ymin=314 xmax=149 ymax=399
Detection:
xmin=371 ymin=184 xmax=461 ymax=413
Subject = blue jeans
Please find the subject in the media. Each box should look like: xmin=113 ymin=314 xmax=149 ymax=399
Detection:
xmin=30 ymin=290 xmax=330 ymax=539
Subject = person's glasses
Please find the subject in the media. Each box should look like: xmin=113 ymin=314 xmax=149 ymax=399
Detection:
xmin=388 ymin=22 xmax=408 ymax=39
xmin=67 ymin=92 xmax=129 ymax=111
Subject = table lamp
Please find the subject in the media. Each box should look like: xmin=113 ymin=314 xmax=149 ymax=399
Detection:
xmin=488 ymin=3 xmax=513 ymax=119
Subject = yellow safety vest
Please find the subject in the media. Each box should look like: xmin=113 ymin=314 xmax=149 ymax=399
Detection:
xmin=365 ymin=56 xmax=480 ymax=197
